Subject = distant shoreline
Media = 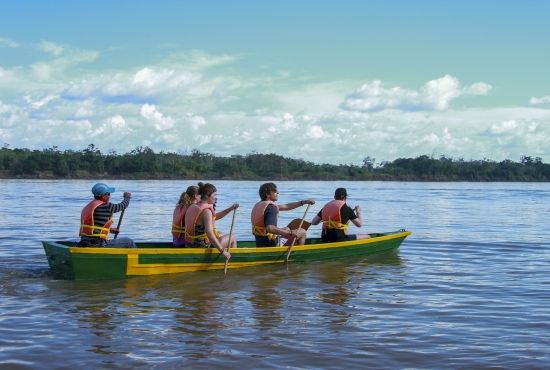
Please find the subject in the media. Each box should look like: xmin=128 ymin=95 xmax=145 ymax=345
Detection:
xmin=1 ymin=145 xmax=549 ymax=182
xmin=1 ymin=174 xmax=549 ymax=182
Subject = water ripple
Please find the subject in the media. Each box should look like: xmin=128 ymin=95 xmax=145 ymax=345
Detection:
xmin=0 ymin=181 xmax=549 ymax=368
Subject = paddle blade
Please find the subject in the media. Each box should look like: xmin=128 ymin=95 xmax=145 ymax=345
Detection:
xmin=287 ymin=219 xmax=311 ymax=231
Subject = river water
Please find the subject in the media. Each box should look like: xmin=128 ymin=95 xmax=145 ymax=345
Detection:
xmin=0 ymin=180 xmax=548 ymax=369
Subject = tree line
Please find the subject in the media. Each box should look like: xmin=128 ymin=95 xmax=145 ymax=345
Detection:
xmin=1 ymin=144 xmax=549 ymax=181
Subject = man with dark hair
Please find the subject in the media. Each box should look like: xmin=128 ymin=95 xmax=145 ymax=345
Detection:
xmin=310 ymin=187 xmax=370 ymax=243
xmin=79 ymin=182 xmax=135 ymax=247
xmin=251 ymin=182 xmax=315 ymax=247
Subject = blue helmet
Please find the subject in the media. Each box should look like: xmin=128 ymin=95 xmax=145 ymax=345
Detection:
xmin=92 ymin=182 xmax=115 ymax=196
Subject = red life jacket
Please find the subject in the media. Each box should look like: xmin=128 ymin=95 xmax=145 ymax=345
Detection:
xmin=172 ymin=204 xmax=189 ymax=238
xmin=321 ymin=200 xmax=349 ymax=234
xmin=251 ymin=200 xmax=278 ymax=240
xmin=79 ymin=199 xmax=113 ymax=240
xmin=184 ymin=202 xmax=218 ymax=245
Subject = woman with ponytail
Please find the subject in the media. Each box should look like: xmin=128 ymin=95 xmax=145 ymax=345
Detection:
xmin=171 ymin=185 xmax=200 ymax=247
xmin=184 ymin=182 xmax=239 ymax=259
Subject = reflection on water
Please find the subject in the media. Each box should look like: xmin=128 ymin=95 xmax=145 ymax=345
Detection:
xmin=0 ymin=180 xmax=549 ymax=368
xmin=248 ymin=273 xmax=285 ymax=330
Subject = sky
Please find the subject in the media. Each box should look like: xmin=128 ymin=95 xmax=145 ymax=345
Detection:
xmin=1 ymin=0 xmax=550 ymax=165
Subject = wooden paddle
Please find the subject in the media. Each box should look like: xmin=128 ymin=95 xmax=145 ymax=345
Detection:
xmin=113 ymin=209 xmax=125 ymax=240
xmin=287 ymin=218 xmax=311 ymax=231
xmin=224 ymin=208 xmax=237 ymax=275
xmin=285 ymin=204 xmax=311 ymax=262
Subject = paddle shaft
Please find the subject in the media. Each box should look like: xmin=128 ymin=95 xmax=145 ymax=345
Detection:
xmin=113 ymin=209 xmax=125 ymax=239
xmin=286 ymin=204 xmax=311 ymax=261
xmin=224 ymin=208 xmax=237 ymax=274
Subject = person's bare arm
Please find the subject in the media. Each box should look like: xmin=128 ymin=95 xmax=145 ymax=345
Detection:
xmin=265 ymin=225 xmax=295 ymax=238
xmin=351 ymin=205 xmax=362 ymax=227
xmin=215 ymin=203 xmax=239 ymax=220
xmin=204 ymin=212 xmax=230 ymax=259
xmin=278 ymin=199 xmax=315 ymax=211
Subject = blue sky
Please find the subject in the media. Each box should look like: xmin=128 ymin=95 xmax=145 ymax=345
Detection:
xmin=1 ymin=0 xmax=549 ymax=164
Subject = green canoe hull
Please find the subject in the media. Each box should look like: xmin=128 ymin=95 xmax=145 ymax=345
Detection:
xmin=42 ymin=230 xmax=411 ymax=280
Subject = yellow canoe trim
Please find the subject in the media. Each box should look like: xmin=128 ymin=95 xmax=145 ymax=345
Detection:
xmin=126 ymin=255 xmax=278 ymax=276
xmin=70 ymin=231 xmax=412 ymax=255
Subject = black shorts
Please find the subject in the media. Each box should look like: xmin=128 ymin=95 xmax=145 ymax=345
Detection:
xmin=255 ymin=235 xmax=278 ymax=247
xmin=79 ymin=237 xmax=106 ymax=247
xmin=321 ymin=231 xmax=357 ymax=243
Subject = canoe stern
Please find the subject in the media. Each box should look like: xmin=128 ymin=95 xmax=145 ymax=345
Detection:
xmin=42 ymin=241 xmax=75 ymax=279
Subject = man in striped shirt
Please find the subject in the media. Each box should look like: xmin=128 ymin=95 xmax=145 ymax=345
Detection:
xmin=79 ymin=182 xmax=135 ymax=248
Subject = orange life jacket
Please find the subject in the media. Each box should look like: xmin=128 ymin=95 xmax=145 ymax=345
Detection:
xmin=321 ymin=200 xmax=349 ymax=234
xmin=79 ymin=199 xmax=113 ymax=240
xmin=184 ymin=202 xmax=219 ymax=245
xmin=251 ymin=200 xmax=278 ymax=240
xmin=172 ymin=204 xmax=189 ymax=238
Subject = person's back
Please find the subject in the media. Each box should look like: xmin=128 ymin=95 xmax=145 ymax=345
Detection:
xmin=320 ymin=199 xmax=352 ymax=243
xmin=172 ymin=204 xmax=189 ymax=247
xmin=310 ymin=188 xmax=369 ymax=243
xmin=184 ymin=203 xmax=209 ymax=247
xmin=79 ymin=182 xmax=135 ymax=248
xmin=172 ymin=185 xmax=200 ymax=247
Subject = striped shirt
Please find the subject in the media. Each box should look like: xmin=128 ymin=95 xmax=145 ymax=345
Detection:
xmin=92 ymin=198 xmax=130 ymax=227
xmin=80 ymin=197 xmax=130 ymax=246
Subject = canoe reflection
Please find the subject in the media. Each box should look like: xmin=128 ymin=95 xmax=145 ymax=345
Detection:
xmin=62 ymin=252 xmax=404 ymax=360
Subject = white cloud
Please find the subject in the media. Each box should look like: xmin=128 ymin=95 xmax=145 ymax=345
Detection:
xmin=0 ymin=39 xmax=548 ymax=164
xmin=29 ymin=48 xmax=99 ymax=81
xmin=166 ymin=50 xmax=240 ymax=70
xmin=306 ymin=125 xmax=326 ymax=139
xmin=529 ymin=95 xmax=550 ymax=106
xmin=0 ymin=100 xmax=23 ymax=127
xmin=140 ymin=104 xmax=174 ymax=130
xmin=186 ymin=114 xmax=206 ymax=130
xmin=0 ymin=36 xmax=19 ymax=48
xmin=340 ymin=75 xmax=492 ymax=112
xmin=24 ymin=94 xmax=57 ymax=109
xmin=109 ymin=115 xmax=127 ymax=128
xmin=39 ymin=40 xmax=64 ymax=56
xmin=465 ymin=82 xmax=492 ymax=95
xmin=489 ymin=120 xmax=518 ymax=135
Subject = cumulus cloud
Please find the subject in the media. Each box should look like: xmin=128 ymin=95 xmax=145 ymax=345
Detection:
xmin=109 ymin=114 xmax=127 ymax=129
xmin=60 ymin=67 xmax=201 ymax=106
xmin=1 ymin=39 xmax=549 ymax=164
xmin=140 ymin=104 xmax=174 ymax=130
xmin=186 ymin=114 xmax=206 ymax=130
xmin=529 ymin=95 xmax=550 ymax=106
xmin=340 ymin=75 xmax=492 ymax=112
xmin=306 ymin=125 xmax=326 ymax=139
xmin=131 ymin=67 xmax=197 ymax=90
xmin=489 ymin=120 xmax=519 ymax=135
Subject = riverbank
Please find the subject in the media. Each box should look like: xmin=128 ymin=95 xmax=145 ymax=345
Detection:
xmin=1 ymin=146 xmax=549 ymax=181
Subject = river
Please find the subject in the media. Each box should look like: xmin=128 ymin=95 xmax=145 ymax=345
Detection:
xmin=0 ymin=180 xmax=548 ymax=369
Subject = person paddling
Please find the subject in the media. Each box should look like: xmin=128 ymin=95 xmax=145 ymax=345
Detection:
xmin=251 ymin=182 xmax=315 ymax=247
xmin=172 ymin=185 xmax=200 ymax=247
xmin=184 ymin=182 xmax=238 ymax=259
xmin=310 ymin=187 xmax=370 ymax=243
xmin=79 ymin=182 xmax=135 ymax=248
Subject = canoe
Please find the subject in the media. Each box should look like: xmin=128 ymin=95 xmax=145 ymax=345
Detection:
xmin=42 ymin=229 xmax=411 ymax=280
